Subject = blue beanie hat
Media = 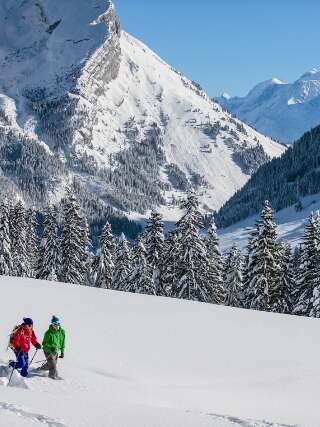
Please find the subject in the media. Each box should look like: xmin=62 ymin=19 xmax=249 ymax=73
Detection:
xmin=51 ymin=315 xmax=60 ymax=325
xmin=23 ymin=318 xmax=33 ymax=326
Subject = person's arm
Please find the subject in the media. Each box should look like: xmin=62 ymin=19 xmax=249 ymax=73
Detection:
xmin=42 ymin=330 xmax=49 ymax=346
xmin=60 ymin=329 xmax=66 ymax=354
xmin=31 ymin=330 xmax=41 ymax=349
xmin=42 ymin=330 xmax=51 ymax=352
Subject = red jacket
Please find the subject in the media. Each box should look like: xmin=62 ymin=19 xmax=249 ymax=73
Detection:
xmin=12 ymin=324 xmax=39 ymax=353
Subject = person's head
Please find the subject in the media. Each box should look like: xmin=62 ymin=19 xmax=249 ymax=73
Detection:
xmin=23 ymin=318 xmax=33 ymax=329
xmin=51 ymin=315 xmax=60 ymax=329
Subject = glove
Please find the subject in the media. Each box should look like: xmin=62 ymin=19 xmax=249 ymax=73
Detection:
xmin=59 ymin=353 xmax=64 ymax=359
xmin=35 ymin=343 xmax=42 ymax=350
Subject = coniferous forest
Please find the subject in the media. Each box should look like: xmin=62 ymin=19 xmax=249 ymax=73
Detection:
xmin=217 ymin=125 xmax=320 ymax=228
xmin=0 ymin=189 xmax=319 ymax=318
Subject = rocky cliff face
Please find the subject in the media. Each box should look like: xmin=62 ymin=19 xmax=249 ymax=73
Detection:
xmin=0 ymin=0 xmax=285 ymax=223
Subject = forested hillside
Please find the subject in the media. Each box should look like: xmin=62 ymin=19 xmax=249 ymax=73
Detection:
xmin=217 ymin=125 xmax=320 ymax=228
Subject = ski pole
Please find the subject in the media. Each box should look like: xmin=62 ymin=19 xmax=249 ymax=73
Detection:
xmin=28 ymin=349 xmax=38 ymax=370
xmin=8 ymin=351 xmax=21 ymax=387
xmin=32 ymin=359 xmax=47 ymax=365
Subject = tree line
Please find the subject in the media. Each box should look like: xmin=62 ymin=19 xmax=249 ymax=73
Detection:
xmin=0 ymin=191 xmax=319 ymax=318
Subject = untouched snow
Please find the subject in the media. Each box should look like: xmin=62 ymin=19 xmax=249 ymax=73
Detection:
xmin=218 ymin=68 xmax=320 ymax=144
xmin=219 ymin=193 xmax=320 ymax=252
xmin=0 ymin=277 xmax=319 ymax=426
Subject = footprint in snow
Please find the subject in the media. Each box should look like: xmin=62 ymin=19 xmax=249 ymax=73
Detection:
xmin=208 ymin=413 xmax=300 ymax=427
xmin=0 ymin=402 xmax=67 ymax=427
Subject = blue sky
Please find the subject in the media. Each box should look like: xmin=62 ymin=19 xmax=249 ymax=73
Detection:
xmin=115 ymin=0 xmax=319 ymax=97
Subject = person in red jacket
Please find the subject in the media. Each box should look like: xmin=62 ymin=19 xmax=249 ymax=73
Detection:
xmin=9 ymin=318 xmax=42 ymax=377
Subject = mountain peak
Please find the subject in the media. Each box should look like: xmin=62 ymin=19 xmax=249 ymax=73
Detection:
xmin=246 ymin=77 xmax=283 ymax=99
xmin=218 ymin=70 xmax=320 ymax=144
xmin=0 ymin=1 xmax=284 ymax=222
xmin=298 ymin=67 xmax=320 ymax=81
xmin=0 ymin=0 xmax=118 ymax=96
xmin=221 ymin=92 xmax=231 ymax=100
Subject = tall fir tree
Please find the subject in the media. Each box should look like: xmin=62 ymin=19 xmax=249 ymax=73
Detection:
xmin=26 ymin=208 xmax=39 ymax=278
xmin=310 ymin=285 xmax=320 ymax=318
xmin=37 ymin=206 xmax=60 ymax=281
xmin=61 ymin=190 xmax=87 ymax=285
xmin=276 ymin=242 xmax=295 ymax=313
xmin=126 ymin=239 xmax=154 ymax=295
xmin=0 ymin=199 xmax=13 ymax=276
xmin=244 ymin=201 xmax=281 ymax=312
xmin=171 ymin=193 xmax=212 ymax=302
xmin=11 ymin=201 xmax=29 ymax=277
xmin=144 ymin=211 xmax=164 ymax=295
xmin=293 ymin=212 xmax=320 ymax=316
xmin=113 ymin=233 xmax=131 ymax=291
xmin=94 ymin=222 xmax=115 ymax=289
xmin=206 ymin=221 xmax=226 ymax=304
xmin=160 ymin=230 xmax=180 ymax=297
xmin=224 ymin=245 xmax=243 ymax=307
xmin=292 ymin=245 xmax=302 ymax=274
xmin=82 ymin=217 xmax=93 ymax=286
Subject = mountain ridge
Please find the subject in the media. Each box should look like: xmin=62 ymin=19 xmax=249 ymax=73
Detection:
xmin=0 ymin=0 xmax=284 ymax=226
xmin=217 ymin=68 xmax=320 ymax=144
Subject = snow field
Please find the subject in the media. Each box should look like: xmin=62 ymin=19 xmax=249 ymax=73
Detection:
xmin=0 ymin=276 xmax=319 ymax=426
xmin=219 ymin=193 xmax=320 ymax=251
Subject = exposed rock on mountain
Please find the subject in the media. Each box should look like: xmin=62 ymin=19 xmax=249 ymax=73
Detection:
xmin=0 ymin=0 xmax=284 ymax=224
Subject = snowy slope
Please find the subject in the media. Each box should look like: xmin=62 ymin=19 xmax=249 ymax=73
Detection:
xmin=0 ymin=0 xmax=284 ymax=219
xmin=0 ymin=276 xmax=319 ymax=427
xmin=217 ymin=68 xmax=320 ymax=144
xmin=219 ymin=193 xmax=320 ymax=252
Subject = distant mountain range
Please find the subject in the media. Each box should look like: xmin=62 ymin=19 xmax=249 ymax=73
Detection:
xmin=217 ymin=69 xmax=320 ymax=144
xmin=0 ymin=0 xmax=284 ymax=226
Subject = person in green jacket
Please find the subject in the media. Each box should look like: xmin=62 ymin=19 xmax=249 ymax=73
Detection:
xmin=40 ymin=315 xmax=66 ymax=380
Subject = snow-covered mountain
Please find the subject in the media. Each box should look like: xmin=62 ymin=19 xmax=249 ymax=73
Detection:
xmin=0 ymin=0 xmax=284 ymax=222
xmin=217 ymin=69 xmax=320 ymax=144
xmin=1 ymin=276 xmax=319 ymax=426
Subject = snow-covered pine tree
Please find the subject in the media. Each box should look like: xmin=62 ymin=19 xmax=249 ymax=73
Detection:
xmin=113 ymin=233 xmax=131 ymax=291
xmin=206 ymin=220 xmax=226 ymax=304
xmin=170 ymin=193 xmax=211 ymax=302
xmin=293 ymin=212 xmax=320 ymax=316
xmin=82 ymin=217 xmax=93 ymax=286
xmin=94 ymin=222 xmax=115 ymax=289
xmin=11 ymin=201 xmax=29 ymax=277
xmin=126 ymin=239 xmax=154 ymax=295
xmin=224 ymin=245 xmax=243 ymax=307
xmin=144 ymin=211 xmax=164 ymax=295
xmin=61 ymin=190 xmax=87 ymax=285
xmin=310 ymin=285 xmax=320 ymax=318
xmin=37 ymin=206 xmax=60 ymax=281
xmin=276 ymin=242 xmax=295 ymax=314
xmin=160 ymin=230 xmax=180 ymax=297
xmin=292 ymin=245 xmax=302 ymax=274
xmin=26 ymin=208 xmax=39 ymax=278
xmin=243 ymin=201 xmax=280 ymax=312
xmin=0 ymin=199 xmax=13 ymax=276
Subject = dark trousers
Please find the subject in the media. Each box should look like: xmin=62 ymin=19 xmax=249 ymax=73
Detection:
xmin=9 ymin=352 xmax=29 ymax=377
xmin=40 ymin=352 xmax=58 ymax=379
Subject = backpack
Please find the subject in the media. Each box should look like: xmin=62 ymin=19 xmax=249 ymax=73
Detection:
xmin=7 ymin=325 xmax=20 ymax=350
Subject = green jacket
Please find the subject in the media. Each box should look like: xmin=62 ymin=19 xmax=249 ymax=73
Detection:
xmin=42 ymin=326 xmax=66 ymax=354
